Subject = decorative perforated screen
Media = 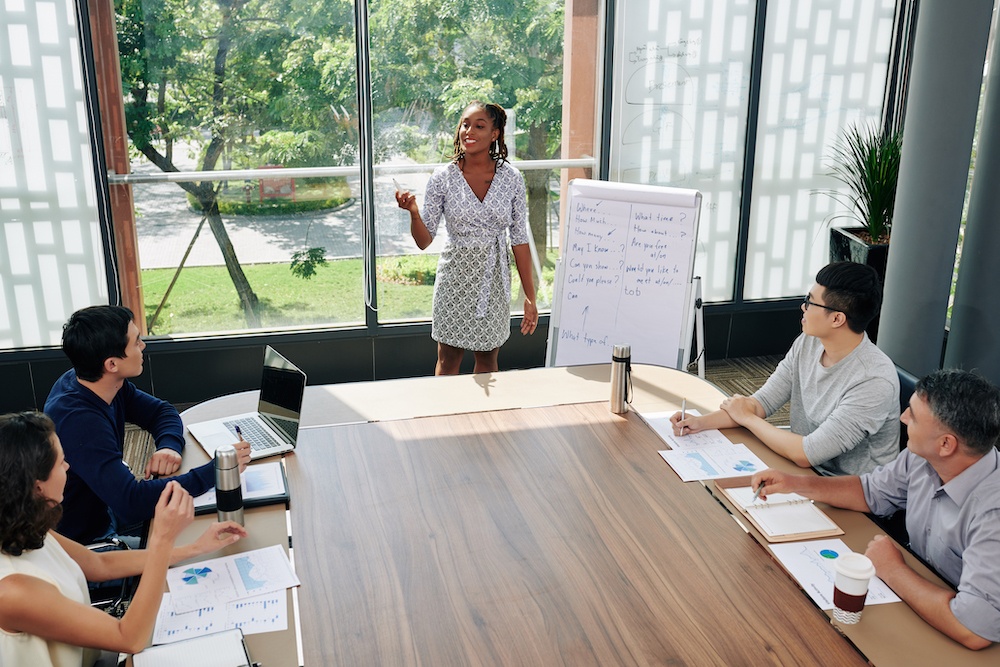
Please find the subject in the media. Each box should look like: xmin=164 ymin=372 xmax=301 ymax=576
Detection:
xmin=0 ymin=0 xmax=108 ymax=349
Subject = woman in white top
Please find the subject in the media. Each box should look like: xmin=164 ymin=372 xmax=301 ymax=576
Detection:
xmin=0 ymin=411 xmax=247 ymax=666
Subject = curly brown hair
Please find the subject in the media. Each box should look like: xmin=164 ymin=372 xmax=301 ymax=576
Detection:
xmin=0 ymin=412 xmax=63 ymax=556
xmin=449 ymin=101 xmax=509 ymax=165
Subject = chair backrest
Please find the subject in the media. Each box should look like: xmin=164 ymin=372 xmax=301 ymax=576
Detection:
xmin=897 ymin=365 xmax=920 ymax=450
xmin=87 ymin=538 xmax=138 ymax=618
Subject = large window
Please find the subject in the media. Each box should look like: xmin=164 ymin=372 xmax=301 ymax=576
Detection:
xmin=114 ymin=0 xmax=592 ymax=336
xmin=609 ymin=0 xmax=756 ymax=302
xmin=608 ymin=0 xmax=897 ymax=303
xmin=119 ymin=0 xmax=363 ymax=334
xmin=0 ymin=0 xmax=912 ymax=349
xmin=369 ymin=0 xmax=570 ymax=322
xmin=744 ymin=0 xmax=896 ymax=299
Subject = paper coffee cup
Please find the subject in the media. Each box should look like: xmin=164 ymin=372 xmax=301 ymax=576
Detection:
xmin=832 ymin=552 xmax=876 ymax=624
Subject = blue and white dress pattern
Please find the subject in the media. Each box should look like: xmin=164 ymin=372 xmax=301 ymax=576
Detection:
xmin=421 ymin=161 xmax=529 ymax=351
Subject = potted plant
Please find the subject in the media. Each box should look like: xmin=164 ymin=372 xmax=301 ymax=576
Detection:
xmin=818 ymin=122 xmax=902 ymax=341
xmin=820 ymin=122 xmax=903 ymax=277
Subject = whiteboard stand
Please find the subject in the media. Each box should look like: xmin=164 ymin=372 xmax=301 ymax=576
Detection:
xmin=545 ymin=179 xmax=702 ymax=369
xmin=544 ymin=258 xmax=563 ymax=367
xmin=692 ymin=277 xmax=706 ymax=379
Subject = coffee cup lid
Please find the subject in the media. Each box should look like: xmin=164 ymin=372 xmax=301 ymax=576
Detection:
xmin=835 ymin=552 xmax=876 ymax=579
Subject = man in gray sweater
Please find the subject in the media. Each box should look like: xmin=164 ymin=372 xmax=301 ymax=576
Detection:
xmin=672 ymin=261 xmax=899 ymax=476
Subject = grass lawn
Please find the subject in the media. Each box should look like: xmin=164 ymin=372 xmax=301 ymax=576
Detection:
xmin=142 ymin=253 xmax=556 ymax=335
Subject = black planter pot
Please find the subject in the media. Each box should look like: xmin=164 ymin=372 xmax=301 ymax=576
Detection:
xmin=829 ymin=226 xmax=888 ymax=342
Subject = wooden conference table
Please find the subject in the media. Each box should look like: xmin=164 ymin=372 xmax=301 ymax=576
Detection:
xmin=173 ymin=364 xmax=1000 ymax=666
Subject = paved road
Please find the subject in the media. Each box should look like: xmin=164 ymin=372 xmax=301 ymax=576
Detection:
xmin=132 ymin=160 xmax=438 ymax=270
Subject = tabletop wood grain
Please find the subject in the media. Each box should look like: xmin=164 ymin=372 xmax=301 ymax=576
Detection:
xmin=285 ymin=402 xmax=866 ymax=666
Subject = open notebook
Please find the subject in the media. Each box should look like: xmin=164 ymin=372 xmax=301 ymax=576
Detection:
xmin=716 ymin=477 xmax=844 ymax=543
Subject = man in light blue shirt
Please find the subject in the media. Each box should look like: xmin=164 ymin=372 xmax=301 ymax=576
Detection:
xmin=752 ymin=369 xmax=1000 ymax=650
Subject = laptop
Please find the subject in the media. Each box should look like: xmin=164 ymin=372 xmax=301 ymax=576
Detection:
xmin=188 ymin=346 xmax=307 ymax=460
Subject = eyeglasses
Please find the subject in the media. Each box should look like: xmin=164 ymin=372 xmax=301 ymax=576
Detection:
xmin=802 ymin=295 xmax=843 ymax=314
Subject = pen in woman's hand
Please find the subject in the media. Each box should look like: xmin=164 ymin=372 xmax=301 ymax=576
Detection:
xmin=234 ymin=424 xmax=245 ymax=441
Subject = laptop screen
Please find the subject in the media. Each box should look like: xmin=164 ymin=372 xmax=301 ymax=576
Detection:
xmin=257 ymin=346 xmax=307 ymax=443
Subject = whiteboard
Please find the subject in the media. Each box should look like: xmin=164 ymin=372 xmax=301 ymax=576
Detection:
xmin=547 ymin=179 xmax=701 ymax=368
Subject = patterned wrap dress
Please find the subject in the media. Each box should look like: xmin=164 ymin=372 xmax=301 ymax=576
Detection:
xmin=421 ymin=161 xmax=530 ymax=351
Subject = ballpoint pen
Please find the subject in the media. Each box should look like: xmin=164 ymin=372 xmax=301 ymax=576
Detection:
xmin=680 ymin=398 xmax=687 ymax=436
xmin=752 ymin=481 xmax=765 ymax=502
xmin=234 ymin=424 xmax=244 ymax=441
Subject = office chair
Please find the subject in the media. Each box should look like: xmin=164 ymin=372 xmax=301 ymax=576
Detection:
xmin=87 ymin=538 xmax=139 ymax=618
xmin=868 ymin=363 xmax=919 ymax=547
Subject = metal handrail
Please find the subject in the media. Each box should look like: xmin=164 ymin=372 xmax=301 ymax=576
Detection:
xmin=107 ymin=157 xmax=597 ymax=185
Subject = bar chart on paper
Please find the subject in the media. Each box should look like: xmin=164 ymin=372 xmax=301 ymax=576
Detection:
xmin=152 ymin=591 xmax=288 ymax=644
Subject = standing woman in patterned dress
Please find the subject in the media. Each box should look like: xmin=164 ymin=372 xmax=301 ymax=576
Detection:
xmin=396 ymin=101 xmax=538 ymax=375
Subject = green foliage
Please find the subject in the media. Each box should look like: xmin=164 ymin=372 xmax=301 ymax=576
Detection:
xmin=822 ymin=123 xmax=903 ymax=245
xmin=290 ymin=247 xmax=329 ymax=280
xmin=142 ymin=259 xmax=369 ymax=335
xmin=117 ymin=0 xmax=566 ymax=174
xmin=377 ymin=254 xmax=438 ymax=285
xmin=119 ymin=0 xmax=567 ymax=329
xmin=368 ymin=0 xmax=565 ymax=161
xmin=141 ymin=253 xmax=557 ymax=335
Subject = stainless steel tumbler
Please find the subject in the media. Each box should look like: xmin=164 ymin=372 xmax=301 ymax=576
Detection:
xmin=610 ymin=344 xmax=631 ymax=414
xmin=214 ymin=444 xmax=244 ymax=526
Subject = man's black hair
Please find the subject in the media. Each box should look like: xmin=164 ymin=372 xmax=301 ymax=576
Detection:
xmin=61 ymin=305 xmax=135 ymax=382
xmin=815 ymin=261 xmax=882 ymax=334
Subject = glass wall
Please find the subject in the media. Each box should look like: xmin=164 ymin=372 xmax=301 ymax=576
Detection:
xmin=1 ymin=0 xmax=910 ymax=349
xmin=608 ymin=0 xmax=898 ymax=303
xmin=368 ymin=0 xmax=571 ymax=321
xmin=609 ymin=0 xmax=755 ymax=302
xmin=113 ymin=0 xmax=588 ymax=336
xmin=119 ymin=0 xmax=364 ymax=334
xmin=0 ymin=0 xmax=109 ymax=348
xmin=744 ymin=0 xmax=896 ymax=299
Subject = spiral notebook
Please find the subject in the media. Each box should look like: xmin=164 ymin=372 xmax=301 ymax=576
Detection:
xmin=715 ymin=476 xmax=844 ymax=543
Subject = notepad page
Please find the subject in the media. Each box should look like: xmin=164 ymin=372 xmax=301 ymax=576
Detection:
xmin=639 ymin=410 xmax=734 ymax=450
xmin=746 ymin=502 xmax=839 ymax=537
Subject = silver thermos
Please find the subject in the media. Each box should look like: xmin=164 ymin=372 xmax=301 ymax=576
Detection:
xmin=610 ymin=343 xmax=631 ymax=414
xmin=214 ymin=444 xmax=244 ymax=525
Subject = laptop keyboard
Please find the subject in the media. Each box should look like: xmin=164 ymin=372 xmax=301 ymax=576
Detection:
xmin=224 ymin=417 xmax=283 ymax=451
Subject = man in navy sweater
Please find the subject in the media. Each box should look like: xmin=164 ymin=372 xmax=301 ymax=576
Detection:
xmin=45 ymin=305 xmax=250 ymax=545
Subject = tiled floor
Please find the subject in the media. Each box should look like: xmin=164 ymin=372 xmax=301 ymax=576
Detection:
xmin=703 ymin=354 xmax=790 ymax=426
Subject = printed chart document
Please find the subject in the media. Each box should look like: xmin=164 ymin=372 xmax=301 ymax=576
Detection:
xmin=658 ymin=444 xmax=768 ymax=481
xmin=133 ymin=628 xmax=252 ymax=667
xmin=193 ymin=460 xmax=288 ymax=515
xmin=167 ymin=544 xmax=299 ymax=613
xmin=640 ymin=408 xmax=766 ymax=481
xmin=152 ymin=590 xmax=288 ymax=644
xmin=768 ymin=539 xmax=902 ymax=610
xmin=638 ymin=409 xmax=735 ymax=450
xmin=716 ymin=477 xmax=844 ymax=542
